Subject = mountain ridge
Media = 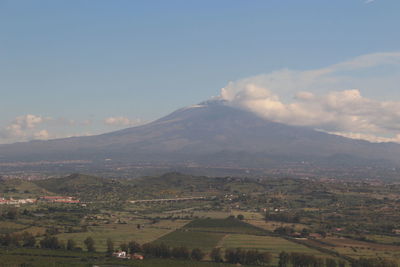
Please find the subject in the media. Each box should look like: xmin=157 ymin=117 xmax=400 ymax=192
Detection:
xmin=1 ymin=100 xmax=400 ymax=171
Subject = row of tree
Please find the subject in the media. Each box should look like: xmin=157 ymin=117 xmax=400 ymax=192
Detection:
xmin=1 ymin=234 xmax=398 ymax=267
xmin=350 ymin=258 xmax=398 ymax=267
xmin=106 ymin=239 xmax=271 ymax=266
xmin=0 ymin=233 xmax=95 ymax=252
xmin=0 ymin=232 xmax=36 ymax=248
xmin=277 ymin=251 xmax=398 ymax=267
xmin=223 ymin=247 xmax=272 ymax=265
xmin=142 ymin=243 xmax=205 ymax=261
xmin=278 ymin=252 xmax=345 ymax=267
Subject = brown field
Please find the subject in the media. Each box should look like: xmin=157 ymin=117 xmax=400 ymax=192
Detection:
xmin=247 ymin=219 xmax=309 ymax=232
xmin=304 ymin=237 xmax=400 ymax=263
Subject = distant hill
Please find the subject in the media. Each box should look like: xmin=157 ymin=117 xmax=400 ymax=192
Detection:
xmin=4 ymin=172 xmax=265 ymax=201
xmin=0 ymin=178 xmax=49 ymax=196
xmin=32 ymin=173 xmax=133 ymax=201
xmin=1 ymin=100 xmax=400 ymax=175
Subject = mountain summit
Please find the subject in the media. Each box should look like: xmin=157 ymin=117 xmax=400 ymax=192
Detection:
xmin=1 ymin=100 xmax=400 ymax=170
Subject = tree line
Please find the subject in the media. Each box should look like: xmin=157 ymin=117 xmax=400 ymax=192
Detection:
xmin=277 ymin=251 xmax=398 ymax=267
xmin=0 ymin=232 xmax=94 ymax=252
xmin=1 ymin=234 xmax=398 ymax=267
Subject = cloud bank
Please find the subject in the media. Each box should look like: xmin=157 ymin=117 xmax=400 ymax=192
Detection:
xmin=0 ymin=115 xmax=51 ymax=142
xmin=220 ymin=52 xmax=400 ymax=143
xmin=104 ymin=116 xmax=143 ymax=127
xmin=0 ymin=115 xmax=142 ymax=144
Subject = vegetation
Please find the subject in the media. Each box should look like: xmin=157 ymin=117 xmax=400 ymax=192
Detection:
xmin=0 ymin=172 xmax=400 ymax=266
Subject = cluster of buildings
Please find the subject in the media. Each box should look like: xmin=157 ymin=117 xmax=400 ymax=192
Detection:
xmin=0 ymin=197 xmax=36 ymax=205
xmin=112 ymin=251 xmax=144 ymax=260
xmin=38 ymin=196 xmax=80 ymax=203
xmin=0 ymin=196 xmax=80 ymax=205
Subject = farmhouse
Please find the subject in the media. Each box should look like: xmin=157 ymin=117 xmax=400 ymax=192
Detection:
xmin=39 ymin=196 xmax=80 ymax=203
xmin=0 ymin=197 xmax=36 ymax=205
xmin=131 ymin=253 xmax=144 ymax=260
xmin=112 ymin=251 xmax=129 ymax=259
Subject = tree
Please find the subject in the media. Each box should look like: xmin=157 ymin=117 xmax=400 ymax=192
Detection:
xmin=237 ymin=214 xmax=245 ymax=220
xmin=67 ymin=239 xmax=76 ymax=250
xmin=210 ymin=247 xmax=223 ymax=262
xmin=301 ymin=228 xmax=310 ymax=237
xmin=1 ymin=233 xmax=21 ymax=247
xmin=40 ymin=235 xmax=60 ymax=249
xmin=128 ymin=241 xmax=141 ymax=253
xmin=274 ymin=226 xmax=294 ymax=235
xmin=120 ymin=242 xmax=128 ymax=252
xmin=158 ymin=243 xmax=171 ymax=258
xmin=326 ymin=258 xmax=337 ymax=267
xmin=171 ymin=246 xmax=190 ymax=259
xmin=6 ymin=208 xmax=18 ymax=220
xmin=191 ymin=248 xmax=205 ymax=261
xmin=106 ymin=238 xmax=114 ymax=255
xmin=225 ymin=248 xmax=245 ymax=264
xmin=84 ymin=236 xmax=95 ymax=252
xmin=244 ymin=249 xmax=259 ymax=265
xmin=224 ymin=248 xmax=236 ymax=263
xmin=260 ymin=251 xmax=272 ymax=265
xmin=21 ymin=232 xmax=35 ymax=247
xmin=278 ymin=251 xmax=290 ymax=267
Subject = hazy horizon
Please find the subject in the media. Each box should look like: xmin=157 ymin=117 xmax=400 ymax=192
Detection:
xmin=1 ymin=0 xmax=400 ymax=144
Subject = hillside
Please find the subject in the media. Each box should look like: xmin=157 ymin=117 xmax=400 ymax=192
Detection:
xmin=32 ymin=173 xmax=134 ymax=201
xmin=0 ymin=178 xmax=49 ymax=196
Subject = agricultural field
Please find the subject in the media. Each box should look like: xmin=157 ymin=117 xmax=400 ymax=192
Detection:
xmin=220 ymin=234 xmax=326 ymax=255
xmin=183 ymin=218 xmax=266 ymax=235
xmin=56 ymin=220 xmax=188 ymax=252
xmin=304 ymin=237 xmax=400 ymax=264
xmin=154 ymin=230 xmax=225 ymax=251
xmin=1 ymin=173 xmax=400 ymax=266
xmin=219 ymin=234 xmax=339 ymax=265
xmin=0 ymin=248 xmax=248 ymax=267
xmin=247 ymin=219 xmax=309 ymax=232
xmin=0 ymin=221 xmax=27 ymax=234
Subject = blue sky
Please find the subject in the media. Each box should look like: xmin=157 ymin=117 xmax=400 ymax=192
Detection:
xmin=1 ymin=0 xmax=400 ymax=143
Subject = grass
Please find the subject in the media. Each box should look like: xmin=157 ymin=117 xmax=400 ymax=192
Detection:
xmin=0 ymin=254 xmax=249 ymax=267
xmin=221 ymin=234 xmax=327 ymax=254
xmin=220 ymin=234 xmax=334 ymax=264
xmin=16 ymin=226 xmax=46 ymax=236
xmin=247 ymin=219 xmax=309 ymax=232
xmin=323 ymin=237 xmax=400 ymax=263
xmin=192 ymin=211 xmax=263 ymax=220
xmin=0 ymin=248 xmax=247 ymax=267
xmin=367 ymin=234 xmax=400 ymax=245
xmin=56 ymin=220 xmax=187 ymax=252
xmin=184 ymin=218 xmax=266 ymax=235
xmin=0 ymin=221 xmax=28 ymax=234
xmin=154 ymin=230 xmax=225 ymax=251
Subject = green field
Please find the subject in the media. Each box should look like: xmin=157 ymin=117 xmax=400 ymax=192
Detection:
xmin=154 ymin=230 xmax=225 ymax=251
xmin=0 ymin=249 xmax=251 ymax=267
xmin=184 ymin=218 xmax=266 ymax=235
xmin=221 ymin=234 xmax=326 ymax=254
xmin=0 ymin=221 xmax=27 ymax=234
xmin=56 ymin=220 xmax=187 ymax=252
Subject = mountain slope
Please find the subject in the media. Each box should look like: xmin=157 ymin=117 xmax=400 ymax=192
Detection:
xmin=1 ymin=100 xmax=400 ymax=168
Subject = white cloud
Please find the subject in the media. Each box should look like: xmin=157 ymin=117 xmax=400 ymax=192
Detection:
xmin=365 ymin=0 xmax=375 ymax=4
xmin=104 ymin=116 xmax=143 ymax=127
xmin=220 ymin=52 xmax=400 ymax=143
xmin=0 ymin=113 xmax=144 ymax=144
xmin=0 ymin=114 xmax=52 ymax=142
xmin=33 ymin=129 xmax=50 ymax=140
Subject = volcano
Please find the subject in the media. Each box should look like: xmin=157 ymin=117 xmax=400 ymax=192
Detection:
xmin=1 ymin=100 xmax=400 ymax=170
